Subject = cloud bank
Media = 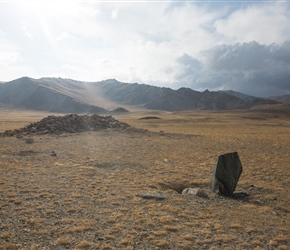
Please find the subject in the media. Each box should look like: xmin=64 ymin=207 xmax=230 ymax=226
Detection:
xmin=0 ymin=1 xmax=289 ymax=97
xmin=175 ymin=41 xmax=290 ymax=97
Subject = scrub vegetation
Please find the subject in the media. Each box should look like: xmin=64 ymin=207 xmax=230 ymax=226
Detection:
xmin=0 ymin=108 xmax=289 ymax=249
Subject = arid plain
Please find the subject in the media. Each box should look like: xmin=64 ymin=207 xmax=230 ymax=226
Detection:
xmin=0 ymin=108 xmax=289 ymax=249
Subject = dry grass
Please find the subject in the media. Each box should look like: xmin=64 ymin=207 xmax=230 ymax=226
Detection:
xmin=0 ymin=108 xmax=290 ymax=249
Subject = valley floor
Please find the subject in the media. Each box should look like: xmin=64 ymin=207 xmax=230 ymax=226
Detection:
xmin=0 ymin=109 xmax=290 ymax=249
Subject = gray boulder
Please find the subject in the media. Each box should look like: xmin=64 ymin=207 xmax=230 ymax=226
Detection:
xmin=182 ymin=188 xmax=209 ymax=198
xmin=211 ymin=152 xmax=243 ymax=196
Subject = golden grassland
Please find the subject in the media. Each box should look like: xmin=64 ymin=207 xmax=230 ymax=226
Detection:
xmin=0 ymin=108 xmax=290 ymax=249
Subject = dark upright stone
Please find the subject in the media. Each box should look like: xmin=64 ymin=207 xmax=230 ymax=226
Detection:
xmin=211 ymin=152 xmax=243 ymax=196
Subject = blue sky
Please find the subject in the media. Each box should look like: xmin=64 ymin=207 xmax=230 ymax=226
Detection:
xmin=0 ymin=0 xmax=290 ymax=96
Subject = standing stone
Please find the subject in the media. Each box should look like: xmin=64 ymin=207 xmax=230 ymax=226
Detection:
xmin=211 ymin=152 xmax=243 ymax=196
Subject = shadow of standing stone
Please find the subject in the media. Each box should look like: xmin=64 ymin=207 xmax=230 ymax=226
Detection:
xmin=211 ymin=152 xmax=243 ymax=196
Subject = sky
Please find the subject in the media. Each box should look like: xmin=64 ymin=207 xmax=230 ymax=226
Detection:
xmin=0 ymin=0 xmax=290 ymax=97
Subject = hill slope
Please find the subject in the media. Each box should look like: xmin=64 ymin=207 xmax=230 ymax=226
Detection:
xmin=0 ymin=77 xmax=280 ymax=112
xmin=0 ymin=77 xmax=107 ymax=113
xmin=268 ymin=94 xmax=290 ymax=104
xmin=99 ymin=79 xmax=278 ymax=111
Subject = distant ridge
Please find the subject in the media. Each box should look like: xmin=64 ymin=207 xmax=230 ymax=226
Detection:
xmin=218 ymin=90 xmax=258 ymax=101
xmin=0 ymin=77 xmax=107 ymax=113
xmin=99 ymin=79 xmax=278 ymax=111
xmin=0 ymin=77 xmax=280 ymax=113
xmin=268 ymin=94 xmax=290 ymax=104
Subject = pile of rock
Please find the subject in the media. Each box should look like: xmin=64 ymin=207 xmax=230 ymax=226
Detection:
xmin=1 ymin=114 xmax=130 ymax=136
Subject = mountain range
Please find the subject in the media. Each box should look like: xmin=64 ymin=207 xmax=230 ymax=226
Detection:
xmin=0 ymin=77 xmax=287 ymax=113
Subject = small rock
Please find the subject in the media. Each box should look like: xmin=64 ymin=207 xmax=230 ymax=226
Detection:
xmin=25 ymin=138 xmax=34 ymax=144
xmin=50 ymin=151 xmax=57 ymax=157
xmin=182 ymin=188 xmax=208 ymax=198
xmin=135 ymin=193 xmax=167 ymax=200
xmin=30 ymin=127 xmax=37 ymax=133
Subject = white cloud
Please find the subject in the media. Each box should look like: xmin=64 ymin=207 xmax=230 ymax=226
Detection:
xmin=0 ymin=28 xmax=4 ymax=36
xmin=0 ymin=30 xmax=20 ymax=68
xmin=214 ymin=3 xmax=290 ymax=44
xmin=111 ymin=8 xmax=118 ymax=20
xmin=0 ymin=64 xmax=39 ymax=81
xmin=56 ymin=31 xmax=72 ymax=42
xmin=21 ymin=20 xmax=33 ymax=39
xmin=0 ymin=1 xmax=290 ymax=96
xmin=0 ymin=51 xmax=19 ymax=66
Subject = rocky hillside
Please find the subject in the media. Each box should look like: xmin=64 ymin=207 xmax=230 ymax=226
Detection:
xmin=268 ymin=94 xmax=290 ymax=103
xmin=99 ymin=79 xmax=278 ymax=111
xmin=0 ymin=77 xmax=107 ymax=114
xmin=0 ymin=77 xmax=279 ymax=112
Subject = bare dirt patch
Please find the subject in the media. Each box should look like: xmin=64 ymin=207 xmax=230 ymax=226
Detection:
xmin=0 ymin=109 xmax=289 ymax=249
